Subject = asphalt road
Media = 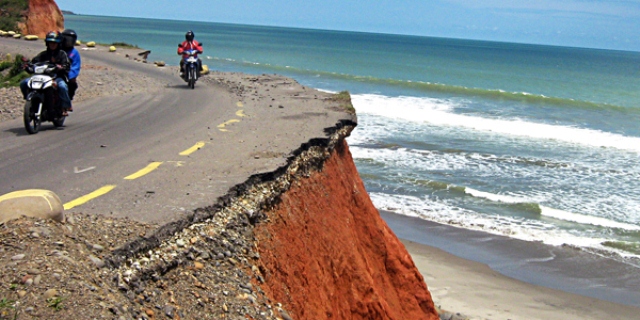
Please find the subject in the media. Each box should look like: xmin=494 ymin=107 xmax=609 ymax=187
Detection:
xmin=0 ymin=41 xmax=352 ymax=223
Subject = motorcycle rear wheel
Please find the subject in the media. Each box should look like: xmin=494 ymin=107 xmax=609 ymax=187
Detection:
xmin=53 ymin=116 xmax=65 ymax=128
xmin=23 ymin=100 xmax=41 ymax=134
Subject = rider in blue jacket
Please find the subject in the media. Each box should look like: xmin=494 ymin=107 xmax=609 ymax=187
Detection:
xmin=61 ymin=29 xmax=81 ymax=110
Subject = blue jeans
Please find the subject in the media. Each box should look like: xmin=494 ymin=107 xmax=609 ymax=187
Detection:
xmin=20 ymin=77 xmax=72 ymax=110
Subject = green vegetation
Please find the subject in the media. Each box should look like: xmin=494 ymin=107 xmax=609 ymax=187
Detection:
xmin=0 ymin=0 xmax=29 ymax=31
xmin=47 ymin=297 xmax=65 ymax=311
xmin=0 ymin=54 xmax=29 ymax=88
xmin=94 ymin=42 xmax=140 ymax=49
xmin=0 ymin=297 xmax=17 ymax=319
xmin=111 ymin=42 xmax=140 ymax=49
xmin=330 ymin=91 xmax=356 ymax=114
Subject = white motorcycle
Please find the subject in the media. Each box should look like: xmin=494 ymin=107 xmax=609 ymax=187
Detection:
xmin=22 ymin=62 xmax=67 ymax=134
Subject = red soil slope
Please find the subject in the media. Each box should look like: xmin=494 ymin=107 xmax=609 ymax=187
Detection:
xmin=21 ymin=0 xmax=64 ymax=37
xmin=255 ymin=139 xmax=439 ymax=320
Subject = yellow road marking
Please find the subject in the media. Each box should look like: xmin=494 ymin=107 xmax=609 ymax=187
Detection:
xmin=218 ymin=128 xmax=229 ymax=132
xmin=63 ymin=185 xmax=116 ymax=210
xmin=236 ymin=110 xmax=246 ymax=117
xmin=179 ymin=142 xmax=206 ymax=156
xmin=124 ymin=162 xmax=163 ymax=180
xmin=236 ymin=102 xmax=243 ymax=107
xmin=0 ymin=189 xmax=47 ymax=201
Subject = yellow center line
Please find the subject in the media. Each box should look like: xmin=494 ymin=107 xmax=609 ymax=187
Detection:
xmin=124 ymin=162 xmax=163 ymax=180
xmin=236 ymin=110 xmax=247 ymax=117
xmin=63 ymin=185 xmax=116 ymax=210
xmin=217 ymin=119 xmax=240 ymax=129
xmin=236 ymin=102 xmax=243 ymax=107
xmin=179 ymin=142 xmax=206 ymax=156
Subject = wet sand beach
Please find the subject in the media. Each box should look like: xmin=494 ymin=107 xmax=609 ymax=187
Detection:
xmin=382 ymin=210 xmax=640 ymax=319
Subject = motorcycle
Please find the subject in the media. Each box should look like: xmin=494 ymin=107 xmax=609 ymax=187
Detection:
xmin=180 ymin=47 xmax=201 ymax=89
xmin=22 ymin=62 xmax=67 ymax=134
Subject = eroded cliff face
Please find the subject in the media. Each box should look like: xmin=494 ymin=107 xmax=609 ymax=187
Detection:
xmin=255 ymin=139 xmax=439 ymax=320
xmin=19 ymin=0 xmax=64 ymax=37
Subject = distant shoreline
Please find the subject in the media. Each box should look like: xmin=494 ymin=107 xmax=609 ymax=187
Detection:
xmin=61 ymin=10 xmax=76 ymax=15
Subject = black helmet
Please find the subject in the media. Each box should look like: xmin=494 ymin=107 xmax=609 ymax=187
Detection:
xmin=61 ymin=29 xmax=78 ymax=49
xmin=185 ymin=30 xmax=194 ymax=41
xmin=45 ymin=31 xmax=62 ymax=44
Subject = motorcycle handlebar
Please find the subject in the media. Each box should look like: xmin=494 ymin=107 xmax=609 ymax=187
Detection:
xmin=181 ymin=50 xmax=201 ymax=56
xmin=25 ymin=62 xmax=58 ymax=75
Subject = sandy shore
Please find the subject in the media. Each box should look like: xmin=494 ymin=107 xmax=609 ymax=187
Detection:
xmin=405 ymin=239 xmax=640 ymax=320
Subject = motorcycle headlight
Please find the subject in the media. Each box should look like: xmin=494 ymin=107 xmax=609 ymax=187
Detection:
xmin=28 ymin=79 xmax=43 ymax=90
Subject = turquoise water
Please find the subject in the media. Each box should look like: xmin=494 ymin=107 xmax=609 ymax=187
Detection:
xmin=66 ymin=15 xmax=640 ymax=264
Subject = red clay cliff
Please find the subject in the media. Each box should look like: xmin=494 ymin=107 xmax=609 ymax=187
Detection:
xmin=19 ymin=0 xmax=64 ymax=37
xmin=255 ymin=139 xmax=439 ymax=320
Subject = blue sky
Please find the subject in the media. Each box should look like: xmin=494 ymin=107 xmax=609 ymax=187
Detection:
xmin=56 ymin=0 xmax=640 ymax=52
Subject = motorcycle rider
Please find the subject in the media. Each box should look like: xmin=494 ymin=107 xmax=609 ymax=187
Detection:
xmin=61 ymin=29 xmax=81 ymax=105
xmin=20 ymin=31 xmax=72 ymax=116
xmin=177 ymin=30 xmax=203 ymax=77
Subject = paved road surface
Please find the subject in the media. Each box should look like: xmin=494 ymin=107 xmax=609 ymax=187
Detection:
xmin=0 ymin=40 xmax=353 ymax=223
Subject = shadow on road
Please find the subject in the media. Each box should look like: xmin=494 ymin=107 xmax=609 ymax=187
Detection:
xmin=5 ymin=124 xmax=66 ymax=137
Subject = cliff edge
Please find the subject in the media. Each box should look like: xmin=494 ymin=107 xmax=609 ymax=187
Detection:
xmin=256 ymin=138 xmax=438 ymax=319
xmin=18 ymin=0 xmax=64 ymax=37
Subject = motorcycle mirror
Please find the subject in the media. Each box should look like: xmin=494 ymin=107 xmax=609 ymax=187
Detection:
xmin=199 ymin=42 xmax=204 ymax=46
xmin=178 ymin=43 xmax=183 ymax=47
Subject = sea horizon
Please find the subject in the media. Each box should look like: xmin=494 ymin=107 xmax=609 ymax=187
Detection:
xmin=63 ymin=13 xmax=640 ymax=54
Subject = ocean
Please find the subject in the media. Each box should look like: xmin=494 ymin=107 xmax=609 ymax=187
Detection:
xmin=65 ymin=15 xmax=640 ymax=306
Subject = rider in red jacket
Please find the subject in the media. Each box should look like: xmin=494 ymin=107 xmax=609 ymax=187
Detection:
xmin=178 ymin=30 xmax=203 ymax=76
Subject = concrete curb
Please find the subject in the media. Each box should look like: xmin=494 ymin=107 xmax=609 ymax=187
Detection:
xmin=0 ymin=189 xmax=64 ymax=224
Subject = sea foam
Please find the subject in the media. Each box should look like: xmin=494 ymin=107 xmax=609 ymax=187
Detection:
xmin=351 ymin=94 xmax=640 ymax=153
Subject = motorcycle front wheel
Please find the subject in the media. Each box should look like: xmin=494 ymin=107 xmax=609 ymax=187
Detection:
xmin=189 ymin=68 xmax=196 ymax=89
xmin=23 ymin=100 xmax=41 ymax=134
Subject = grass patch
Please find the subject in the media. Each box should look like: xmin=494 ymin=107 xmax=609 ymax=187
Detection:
xmin=93 ymin=42 xmax=140 ymax=49
xmin=0 ymin=54 xmax=29 ymax=88
xmin=111 ymin=42 xmax=140 ymax=49
xmin=329 ymin=90 xmax=355 ymax=114
xmin=0 ymin=297 xmax=17 ymax=319
xmin=0 ymin=0 xmax=28 ymax=31
xmin=47 ymin=297 xmax=65 ymax=311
